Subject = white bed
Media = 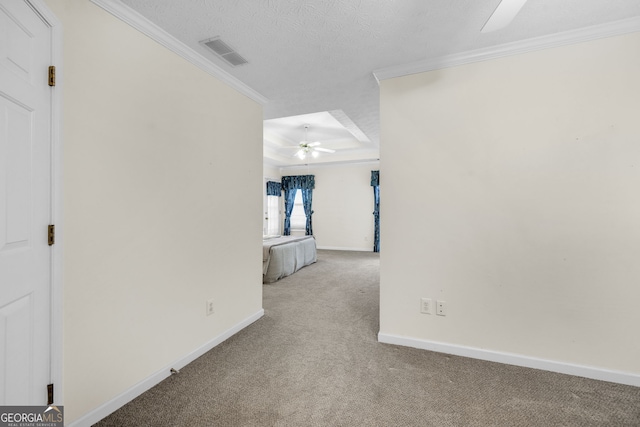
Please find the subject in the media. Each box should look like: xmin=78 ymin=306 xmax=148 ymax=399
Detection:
xmin=262 ymin=235 xmax=317 ymax=283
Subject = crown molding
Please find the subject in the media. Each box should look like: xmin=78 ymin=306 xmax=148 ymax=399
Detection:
xmin=373 ymin=16 xmax=640 ymax=82
xmin=90 ymin=0 xmax=269 ymax=105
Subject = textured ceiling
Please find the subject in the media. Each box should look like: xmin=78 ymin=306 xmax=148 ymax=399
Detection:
xmin=121 ymin=0 xmax=640 ymax=166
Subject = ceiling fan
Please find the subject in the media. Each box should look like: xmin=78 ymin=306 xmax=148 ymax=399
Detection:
xmin=292 ymin=124 xmax=335 ymax=160
xmin=482 ymin=0 xmax=528 ymax=33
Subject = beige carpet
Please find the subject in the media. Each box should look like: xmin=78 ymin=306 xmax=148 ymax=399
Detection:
xmin=96 ymin=250 xmax=640 ymax=426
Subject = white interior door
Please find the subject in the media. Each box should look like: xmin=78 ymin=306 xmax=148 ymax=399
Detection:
xmin=0 ymin=0 xmax=53 ymax=405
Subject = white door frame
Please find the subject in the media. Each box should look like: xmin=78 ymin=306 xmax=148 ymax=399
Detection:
xmin=27 ymin=0 xmax=63 ymax=405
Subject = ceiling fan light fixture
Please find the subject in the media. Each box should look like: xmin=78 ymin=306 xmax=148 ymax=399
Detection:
xmin=288 ymin=123 xmax=336 ymax=161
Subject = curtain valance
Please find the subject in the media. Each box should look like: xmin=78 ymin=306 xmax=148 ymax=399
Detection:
xmin=370 ymin=170 xmax=379 ymax=187
xmin=266 ymin=181 xmax=282 ymax=196
xmin=281 ymin=175 xmax=315 ymax=190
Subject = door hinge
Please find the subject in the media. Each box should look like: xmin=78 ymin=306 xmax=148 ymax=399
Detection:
xmin=47 ymin=384 xmax=54 ymax=405
xmin=48 ymin=224 xmax=55 ymax=246
xmin=48 ymin=66 xmax=56 ymax=87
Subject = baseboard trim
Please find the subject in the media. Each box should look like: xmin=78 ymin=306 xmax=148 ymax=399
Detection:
xmin=69 ymin=309 xmax=265 ymax=427
xmin=316 ymin=246 xmax=373 ymax=252
xmin=378 ymin=332 xmax=640 ymax=388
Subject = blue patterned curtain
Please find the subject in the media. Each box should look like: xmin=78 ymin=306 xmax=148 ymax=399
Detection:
xmin=301 ymin=189 xmax=314 ymax=235
xmin=371 ymin=170 xmax=380 ymax=252
xmin=370 ymin=170 xmax=379 ymax=187
xmin=266 ymin=181 xmax=282 ymax=196
xmin=283 ymin=188 xmax=297 ymax=235
xmin=281 ymin=175 xmax=315 ymax=236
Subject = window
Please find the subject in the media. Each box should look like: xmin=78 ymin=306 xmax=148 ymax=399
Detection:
xmin=289 ymin=190 xmax=306 ymax=231
xmin=266 ymin=195 xmax=280 ymax=235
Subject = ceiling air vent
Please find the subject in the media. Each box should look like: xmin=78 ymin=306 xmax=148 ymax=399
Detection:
xmin=200 ymin=37 xmax=248 ymax=67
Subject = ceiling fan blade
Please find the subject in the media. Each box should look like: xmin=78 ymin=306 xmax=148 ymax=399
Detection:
xmin=314 ymin=147 xmax=335 ymax=153
xmin=481 ymin=0 xmax=527 ymax=33
xmin=308 ymin=141 xmax=321 ymax=147
xmin=293 ymin=149 xmax=304 ymax=158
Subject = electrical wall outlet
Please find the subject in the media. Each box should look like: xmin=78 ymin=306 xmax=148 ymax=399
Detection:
xmin=206 ymin=298 xmax=215 ymax=316
xmin=436 ymin=300 xmax=446 ymax=316
xmin=420 ymin=298 xmax=432 ymax=314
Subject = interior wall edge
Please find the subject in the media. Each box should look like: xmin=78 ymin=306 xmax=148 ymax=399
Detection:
xmin=89 ymin=0 xmax=268 ymax=104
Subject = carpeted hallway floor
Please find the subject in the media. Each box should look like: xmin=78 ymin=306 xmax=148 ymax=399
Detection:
xmin=96 ymin=250 xmax=640 ymax=426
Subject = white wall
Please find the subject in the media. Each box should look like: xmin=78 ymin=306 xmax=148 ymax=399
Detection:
xmin=283 ymin=162 xmax=378 ymax=251
xmin=380 ymin=32 xmax=640 ymax=376
xmin=46 ymin=0 xmax=263 ymax=423
xmin=264 ymin=164 xmax=281 ymax=181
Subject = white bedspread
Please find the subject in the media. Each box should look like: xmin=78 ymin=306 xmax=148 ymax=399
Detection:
xmin=262 ymin=235 xmax=314 ymax=261
xmin=262 ymin=235 xmax=317 ymax=283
